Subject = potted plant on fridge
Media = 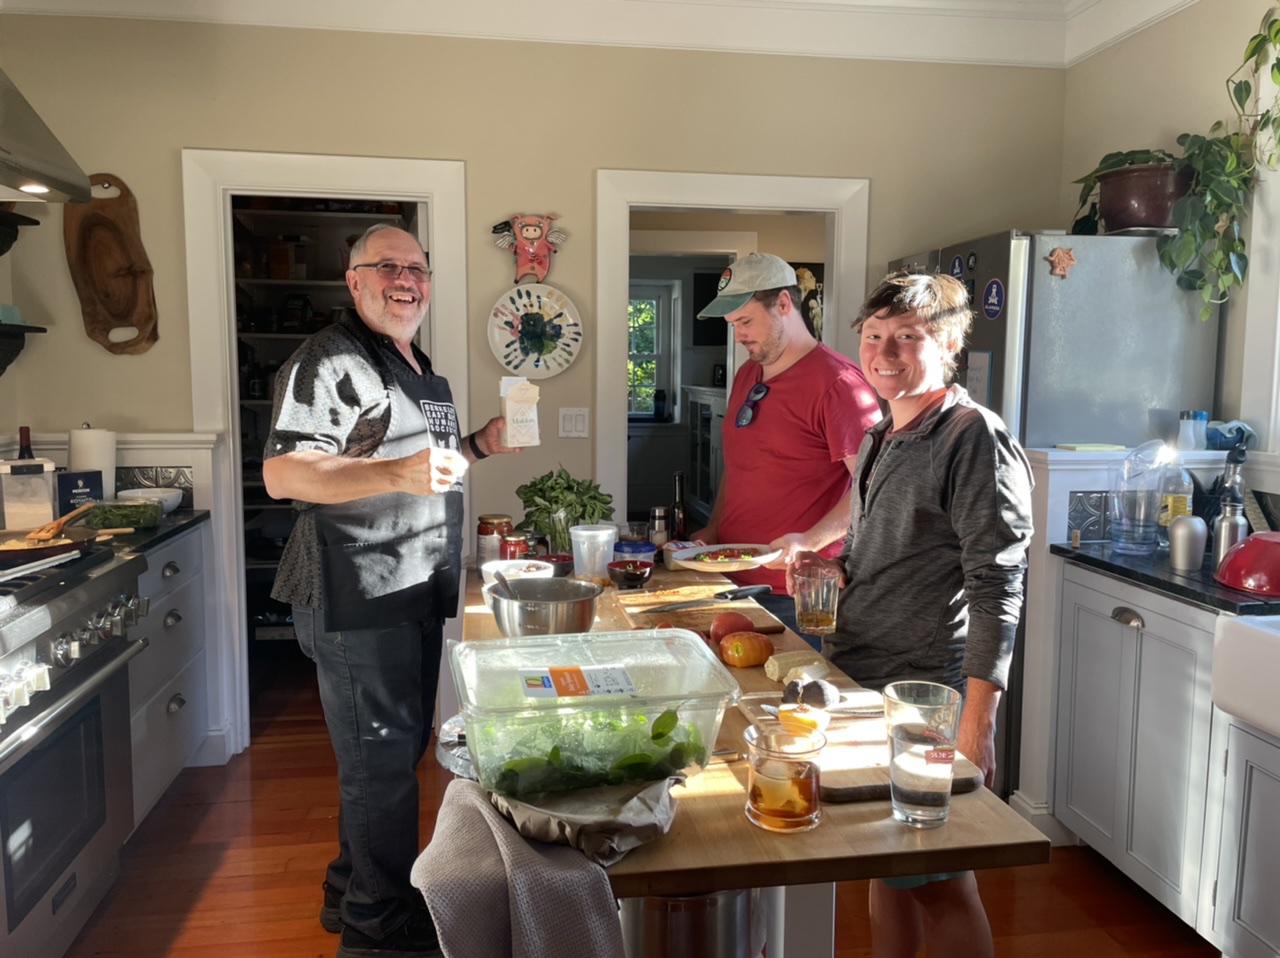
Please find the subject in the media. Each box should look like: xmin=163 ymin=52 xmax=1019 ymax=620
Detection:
xmin=1070 ymin=5 xmax=1280 ymax=320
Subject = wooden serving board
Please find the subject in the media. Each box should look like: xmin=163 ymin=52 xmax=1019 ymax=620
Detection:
xmin=614 ymin=584 xmax=786 ymax=634
xmin=738 ymin=691 xmax=984 ymax=803
xmin=63 ymin=173 xmax=158 ymax=355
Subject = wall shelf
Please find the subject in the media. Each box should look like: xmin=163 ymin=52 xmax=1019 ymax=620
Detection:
xmin=0 ymin=323 xmax=47 ymax=377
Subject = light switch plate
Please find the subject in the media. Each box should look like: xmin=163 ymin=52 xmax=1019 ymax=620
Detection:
xmin=559 ymin=408 xmax=589 ymax=438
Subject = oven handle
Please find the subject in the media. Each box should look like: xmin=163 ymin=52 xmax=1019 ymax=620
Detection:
xmin=0 ymin=636 xmax=149 ymax=767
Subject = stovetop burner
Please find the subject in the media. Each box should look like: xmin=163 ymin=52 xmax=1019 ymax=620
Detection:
xmin=0 ymin=547 xmax=114 ymax=610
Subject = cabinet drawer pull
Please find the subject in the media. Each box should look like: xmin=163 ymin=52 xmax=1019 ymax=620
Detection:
xmin=162 ymin=561 xmax=181 ymax=578
xmin=166 ymin=693 xmax=187 ymax=714
xmin=164 ymin=610 xmax=183 ymax=628
xmin=1111 ymin=606 xmax=1145 ymax=629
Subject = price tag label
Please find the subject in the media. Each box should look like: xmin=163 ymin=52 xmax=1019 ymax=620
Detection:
xmin=519 ymin=665 xmax=637 ymax=698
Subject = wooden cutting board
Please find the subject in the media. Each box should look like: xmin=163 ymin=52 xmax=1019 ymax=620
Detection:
xmin=614 ymin=584 xmax=786 ymax=634
xmin=63 ymin=173 xmax=159 ymax=355
xmin=737 ymin=691 xmax=984 ymax=803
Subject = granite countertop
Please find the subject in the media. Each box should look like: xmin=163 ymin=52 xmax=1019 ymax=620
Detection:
xmin=103 ymin=509 xmax=211 ymax=556
xmin=1049 ymin=541 xmax=1280 ymax=616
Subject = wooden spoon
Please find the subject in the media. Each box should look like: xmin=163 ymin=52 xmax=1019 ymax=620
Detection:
xmin=25 ymin=501 xmax=96 ymax=541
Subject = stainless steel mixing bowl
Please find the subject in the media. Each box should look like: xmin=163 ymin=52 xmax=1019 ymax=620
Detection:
xmin=482 ymin=577 xmax=603 ymax=636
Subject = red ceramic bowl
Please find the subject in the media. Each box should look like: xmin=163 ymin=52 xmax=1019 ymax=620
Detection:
xmin=1213 ymin=531 xmax=1280 ymax=595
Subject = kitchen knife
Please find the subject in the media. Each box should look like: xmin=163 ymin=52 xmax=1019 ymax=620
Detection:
xmin=642 ymin=584 xmax=773 ymax=613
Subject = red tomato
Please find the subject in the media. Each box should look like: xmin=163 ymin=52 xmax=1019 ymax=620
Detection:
xmin=718 ymin=631 xmax=774 ymax=668
xmin=653 ymin=620 xmax=675 ymax=629
xmin=710 ymin=611 xmax=756 ymax=644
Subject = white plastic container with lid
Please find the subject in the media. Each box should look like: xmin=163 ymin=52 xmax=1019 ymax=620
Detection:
xmin=448 ymin=629 xmax=740 ymax=798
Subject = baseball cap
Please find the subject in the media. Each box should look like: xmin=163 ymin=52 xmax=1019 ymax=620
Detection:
xmin=696 ymin=253 xmax=798 ymax=318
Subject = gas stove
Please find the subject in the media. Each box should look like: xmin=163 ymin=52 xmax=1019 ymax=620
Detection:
xmin=0 ymin=547 xmax=148 ymax=739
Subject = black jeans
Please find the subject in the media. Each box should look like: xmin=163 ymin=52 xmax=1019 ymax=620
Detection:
xmin=293 ymin=605 xmax=443 ymax=939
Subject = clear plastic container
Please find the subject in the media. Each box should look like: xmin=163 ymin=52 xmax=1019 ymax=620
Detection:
xmin=448 ymin=629 xmax=741 ymax=798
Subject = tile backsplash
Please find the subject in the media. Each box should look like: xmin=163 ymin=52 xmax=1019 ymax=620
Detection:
xmin=115 ymin=466 xmax=194 ymax=508
xmin=1067 ymin=490 xmax=1110 ymax=543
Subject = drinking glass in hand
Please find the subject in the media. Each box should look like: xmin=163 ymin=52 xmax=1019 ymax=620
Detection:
xmin=743 ymin=725 xmax=825 ymax=833
xmin=883 ymin=680 xmax=962 ymax=828
xmin=793 ymin=565 xmax=840 ymax=635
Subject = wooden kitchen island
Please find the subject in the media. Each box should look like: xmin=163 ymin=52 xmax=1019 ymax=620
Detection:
xmin=459 ymin=565 xmax=1050 ymax=952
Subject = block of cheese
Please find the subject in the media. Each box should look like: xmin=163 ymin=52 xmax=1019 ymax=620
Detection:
xmin=764 ymin=650 xmax=826 ymax=682
xmin=783 ymin=661 xmax=831 ymax=686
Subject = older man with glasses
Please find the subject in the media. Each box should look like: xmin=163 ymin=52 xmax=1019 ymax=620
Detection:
xmin=263 ymin=223 xmax=520 ymax=958
xmin=694 ymin=252 xmax=881 ymax=644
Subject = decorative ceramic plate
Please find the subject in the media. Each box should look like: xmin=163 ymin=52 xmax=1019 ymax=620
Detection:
xmin=487 ymin=283 xmax=583 ymax=379
xmin=671 ymin=543 xmax=784 ymax=573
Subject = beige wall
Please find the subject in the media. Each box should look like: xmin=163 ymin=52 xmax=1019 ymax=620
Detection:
xmin=0 ymin=13 xmax=1064 ymax=515
xmin=630 ymin=211 xmax=827 ymax=262
xmin=1063 ymin=0 xmax=1274 ymax=421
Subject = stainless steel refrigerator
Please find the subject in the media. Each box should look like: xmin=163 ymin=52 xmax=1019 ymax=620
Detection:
xmin=889 ymin=230 xmax=1220 ymax=448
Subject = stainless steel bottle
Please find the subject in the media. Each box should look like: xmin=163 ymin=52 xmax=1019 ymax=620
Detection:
xmin=1213 ymin=488 xmax=1250 ymax=571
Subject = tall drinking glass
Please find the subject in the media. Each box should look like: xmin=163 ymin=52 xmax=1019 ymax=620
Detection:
xmin=883 ymin=681 xmax=962 ymax=828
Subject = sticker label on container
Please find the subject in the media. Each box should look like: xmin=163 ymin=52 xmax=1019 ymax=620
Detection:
xmin=519 ymin=665 xmax=638 ymax=697
xmin=925 ymin=747 xmax=955 ymax=765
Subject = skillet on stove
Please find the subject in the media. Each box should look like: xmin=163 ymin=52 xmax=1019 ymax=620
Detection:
xmin=0 ymin=526 xmax=100 ymax=570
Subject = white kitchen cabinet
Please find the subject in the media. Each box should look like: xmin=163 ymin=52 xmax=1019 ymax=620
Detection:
xmin=1054 ymin=563 xmax=1216 ymax=925
xmin=1199 ymin=713 xmax=1280 ymax=958
xmin=129 ymin=524 xmax=208 ymax=827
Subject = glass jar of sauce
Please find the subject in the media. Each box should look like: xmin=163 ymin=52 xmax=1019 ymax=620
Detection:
xmin=499 ymin=533 xmax=530 ymax=561
xmin=476 ymin=514 xmax=513 ymax=572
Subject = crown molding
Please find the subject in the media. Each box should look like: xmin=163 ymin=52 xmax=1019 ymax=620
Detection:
xmin=0 ymin=0 xmax=1198 ymax=68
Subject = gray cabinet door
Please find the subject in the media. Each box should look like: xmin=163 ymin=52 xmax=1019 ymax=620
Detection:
xmin=1210 ymin=723 xmax=1280 ymax=958
xmin=1054 ymin=566 xmax=1215 ymax=926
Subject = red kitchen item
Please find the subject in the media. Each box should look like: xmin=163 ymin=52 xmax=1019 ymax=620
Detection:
xmin=1213 ymin=531 xmax=1280 ymax=596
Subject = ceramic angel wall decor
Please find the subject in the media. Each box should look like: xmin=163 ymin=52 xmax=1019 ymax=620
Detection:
xmin=491 ymin=213 xmax=568 ymax=284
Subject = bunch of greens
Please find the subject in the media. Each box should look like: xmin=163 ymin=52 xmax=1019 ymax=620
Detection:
xmin=474 ymin=707 xmax=707 ymax=798
xmin=514 ymin=466 xmax=614 ymax=537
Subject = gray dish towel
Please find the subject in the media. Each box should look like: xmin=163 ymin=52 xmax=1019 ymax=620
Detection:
xmin=412 ymin=779 xmax=626 ymax=958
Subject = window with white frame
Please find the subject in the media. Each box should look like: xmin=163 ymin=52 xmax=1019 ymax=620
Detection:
xmin=628 ymin=280 xmax=679 ymax=417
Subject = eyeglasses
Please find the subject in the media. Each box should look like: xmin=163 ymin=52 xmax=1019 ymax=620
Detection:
xmin=735 ymin=382 xmax=770 ymax=427
xmin=351 ymin=262 xmax=431 ymax=282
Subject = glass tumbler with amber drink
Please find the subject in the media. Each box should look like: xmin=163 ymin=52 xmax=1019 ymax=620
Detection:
xmin=793 ymin=565 xmax=840 ymax=634
xmin=743 ymin=725 xmax=825 ymax=833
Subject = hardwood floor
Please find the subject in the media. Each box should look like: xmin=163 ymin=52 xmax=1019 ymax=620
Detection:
xmin=65 ymin=644 xmax=1220 ymax=958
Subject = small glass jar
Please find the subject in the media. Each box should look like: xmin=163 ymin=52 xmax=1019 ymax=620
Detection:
xmin=476 ymin=513 xmax=513 ymax=572
xmin=499 ymin=533 xmax=530 ymax=561
xmin=649 ymin=506 xmax=670 ymax=547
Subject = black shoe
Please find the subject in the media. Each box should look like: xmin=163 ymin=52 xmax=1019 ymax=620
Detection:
xmin=336 ymin=906 xmax=441 ymax=958
xmin=320 ymin=881 xmax=343 ymax=934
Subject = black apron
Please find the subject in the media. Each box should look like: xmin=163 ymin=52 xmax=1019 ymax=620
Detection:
xmin=313 ymin=318 xmax=464 ymax=632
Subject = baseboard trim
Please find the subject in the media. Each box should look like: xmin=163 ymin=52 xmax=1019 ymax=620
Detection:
xmin=1009 ymin=791 xmax=1079 ymax=846
xmin=190 ymin=728 xmax=233 ymax=767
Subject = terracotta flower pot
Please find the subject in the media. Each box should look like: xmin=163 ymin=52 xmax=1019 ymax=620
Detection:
xmin=1096 ymin=164 xmax=1193 ymax=232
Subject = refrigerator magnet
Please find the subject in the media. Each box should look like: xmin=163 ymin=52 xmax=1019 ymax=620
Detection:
xmin=982 ymin=279 xmax=1005 ymax=320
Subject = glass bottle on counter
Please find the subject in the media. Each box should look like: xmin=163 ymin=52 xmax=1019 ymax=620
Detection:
xmin=669 ymin=471 xmax=688 ymax=542
xmin=17 ymin=426 xmax=34 ymax=459
xmin=475 ymin=513 xmax=513 ymax=572
xmin=1157 ymin=446 xmax=1193 ymax=550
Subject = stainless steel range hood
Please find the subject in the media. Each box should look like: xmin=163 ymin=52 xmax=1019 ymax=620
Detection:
xmin=0 ymin=67 xmax=90 ymax=204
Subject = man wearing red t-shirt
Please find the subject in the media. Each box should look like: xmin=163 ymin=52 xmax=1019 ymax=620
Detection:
xmin=693 ymin=253 xmax=881 ymax=642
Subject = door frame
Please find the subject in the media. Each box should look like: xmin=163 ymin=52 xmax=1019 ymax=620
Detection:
xmin=597 ymin=170 xmax=869 ymax=518
xmin=181 ymin=149 xmax=468 ymax=755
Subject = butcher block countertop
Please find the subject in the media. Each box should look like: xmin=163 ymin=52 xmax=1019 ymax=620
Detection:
xmin=460 ymin=564 xmax=1050 ymax=899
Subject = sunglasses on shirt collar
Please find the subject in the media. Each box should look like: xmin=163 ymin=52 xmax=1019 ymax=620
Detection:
xmin=735 ymin=382 xmax=770 ymax=427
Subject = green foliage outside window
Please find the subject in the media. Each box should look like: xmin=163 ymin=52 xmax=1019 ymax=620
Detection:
xmin=628 ymin=297 xmax=659 ymax=413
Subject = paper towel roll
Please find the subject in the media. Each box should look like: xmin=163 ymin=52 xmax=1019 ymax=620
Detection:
xmin=69 ymin=427 xmax=117 ymax=498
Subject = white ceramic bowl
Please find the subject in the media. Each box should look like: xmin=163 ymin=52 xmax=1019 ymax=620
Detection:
xmin=480 ymin=558 xmax=554 ymax=587
xmin=118 ymin=487 xmax=183 ymax=515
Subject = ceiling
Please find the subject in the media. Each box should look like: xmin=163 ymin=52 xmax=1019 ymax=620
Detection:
xmin=0 ymin=0 xmax=1198 ymax=67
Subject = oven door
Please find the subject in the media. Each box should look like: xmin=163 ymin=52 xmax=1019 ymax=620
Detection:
xmin=0 ymin=638 xmax=144 ymax=958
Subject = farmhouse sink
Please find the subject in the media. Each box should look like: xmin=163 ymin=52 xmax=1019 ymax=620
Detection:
xmin=1213 ymin=615 xmax=1280 ymax=738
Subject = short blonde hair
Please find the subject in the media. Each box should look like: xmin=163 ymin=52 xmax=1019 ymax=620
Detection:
xmin=854 ymin=270 xmax=973 ymax=378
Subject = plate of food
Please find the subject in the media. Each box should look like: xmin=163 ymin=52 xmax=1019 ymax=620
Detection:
xmin=671 ymin=543 xmax=783 ymax=573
